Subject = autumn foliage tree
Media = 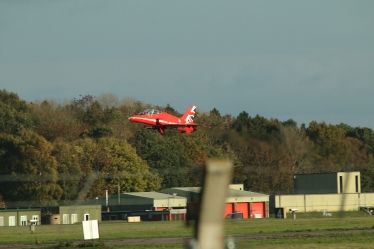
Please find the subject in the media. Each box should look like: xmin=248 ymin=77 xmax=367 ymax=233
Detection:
xmin=31 ymin=100 xmax=89 ymax=142
xmin=306 ymin=121 xmax=349 ymax=172
xmin=0 ymin=130 xmax=62 ymax=206
xmin=2 ymin=89 xmax=374 ymax=205
xmin=0 ymin=89 xmax=34 ymax=135
xmin=69 ymin=137 xmax=161 ymax=200
xmin=235 ymin=149 xmax=294 ymax=194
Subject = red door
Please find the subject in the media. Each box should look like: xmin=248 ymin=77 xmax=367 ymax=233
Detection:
xmin=251 ymin=202 xmax=265 ymax=218
xmin=236 ymin=202 xmax=249 ymax=218
xmin=224 ymin=203 xmax=234 ymax=218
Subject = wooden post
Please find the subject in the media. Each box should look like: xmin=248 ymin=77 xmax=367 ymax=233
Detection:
xmin=196 ymin=160 xmax=233 ymax=249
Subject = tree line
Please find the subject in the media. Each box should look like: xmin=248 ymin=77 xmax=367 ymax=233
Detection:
xmin=1 ymin=89 xmax=374 ymax=207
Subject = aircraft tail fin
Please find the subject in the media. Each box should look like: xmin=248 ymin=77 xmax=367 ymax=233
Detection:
xmin=181 ymin=106 xmax=197 ymax=124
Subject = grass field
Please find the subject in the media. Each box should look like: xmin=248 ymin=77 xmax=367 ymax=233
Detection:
xmin=1 ymin=212 xmax=374 ymax=248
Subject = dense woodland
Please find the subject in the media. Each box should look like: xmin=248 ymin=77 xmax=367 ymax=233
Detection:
xmin=1 ymin=89 xmax=374 ymax=207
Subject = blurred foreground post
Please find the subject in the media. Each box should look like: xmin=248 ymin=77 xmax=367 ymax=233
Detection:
xmin=195 ymin=160 xmax=233 ymax=249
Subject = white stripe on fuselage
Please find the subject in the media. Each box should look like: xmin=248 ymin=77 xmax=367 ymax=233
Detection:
xmin=133 ymin=117 xmax=179 ymax=125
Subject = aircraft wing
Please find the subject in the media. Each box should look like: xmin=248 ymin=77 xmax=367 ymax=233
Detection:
xmin=143 ymin=123 xmax=210 ymax=129
xmin=161 ymin=123 xmax=210 ymax=128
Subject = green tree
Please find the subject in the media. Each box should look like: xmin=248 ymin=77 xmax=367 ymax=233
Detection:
xmin=344 ymin=137 xmax=369 ymax=171
xmin=350 ymin=127 xmax=374 ymax=155
xmin=232 ymin=112 xmax=279 ymax=138
xmin=361 ymin=156 xmax=374 ymax=192
xmin=135 ymin=130 xmax=192 ymax=189
xmin=79 ymin=126 xmax=113 ymax=139
xmin=71 ymin=137 xmax=161 ymax=200
xmin=281 ymin=119 xmax=297 ymax=127
xmin=232 ymin=111 xmax=250 ymax=132
xmin=69 ymin=95 xmax=119 ymax=127
xmin=248 ymin=115 xmax=272 ymax=134
xmin=235 ymin=149 xmax=294 ymax=194
xmin=0 ymin=89 xmax=34 ymax=134
xmin=306 ymin=121 xmax=349 ymax=172
xmin=31 ymin=100 xmax=88 ymax=142
xmin=178 ymin=133 xmax=234 ymax=187
xmin=0 ymin=130 xmax=62 ymax=207
xmin=52 ymin=140 xmax=82 ymax=204
xmin=337 ymin=123 xmax=355 ymax=135
xmin=194 ymin=108 xmax=232 ymax=129
xmin=279 ymin=125 xmax=314 ymax=173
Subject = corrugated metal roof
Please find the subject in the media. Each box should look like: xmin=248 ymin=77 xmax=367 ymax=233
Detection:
xmin=0 ymin=208 xmax=41 ymax=212
xmin=164 ymin=187 xmax=201 ymax=193
xmin=161 ymin=187 xmax=268 ymax=198
xmin=86 ymin=187 xmax=267 ymax=204
xmin=125 ymin=192 xmax=185 ymax=199
xmin=228 ymin=189 xmax=268 ymax=197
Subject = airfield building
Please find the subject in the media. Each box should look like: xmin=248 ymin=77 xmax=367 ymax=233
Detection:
xmin=0 ymin=208 xmax=41 ymax=227
xmin=83 ymin=185 xmax=269 ymax=221
xmin=294 ymin=172 xmax=361 ymax=194
xmin=83 ymin=192 xmax=187 ymax=221
xmin=159 ymin=184 xmax=270 ymax=219
xmin=270 ymin=171 xmax=374 ymax=213
xmin=42 ymin=205 xmax=102 ymax=225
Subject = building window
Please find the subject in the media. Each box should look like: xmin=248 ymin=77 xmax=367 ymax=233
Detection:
xmin=84 ymin=213 xmax=90 ymax=221
xmin=0 ymin=216 xmax=3 ymax=226
xmin=339 ymin=176 xmax=343 ymax=193
xmin=32 ymin=215 xmax=39 ymax=225
xmin=20 ymin=215 xmax=27 ymax=226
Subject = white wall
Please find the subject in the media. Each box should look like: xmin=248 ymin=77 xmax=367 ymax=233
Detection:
xmin=273 ymin=193 xmax=374 ymax=212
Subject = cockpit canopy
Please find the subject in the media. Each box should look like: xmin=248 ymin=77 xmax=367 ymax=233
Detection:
xmin=138 ymin=109 xmax=162 ymax=115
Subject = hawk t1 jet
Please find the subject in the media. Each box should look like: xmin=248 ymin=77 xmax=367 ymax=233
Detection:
xmin=129 ymin=106 xmax=208 ymax=134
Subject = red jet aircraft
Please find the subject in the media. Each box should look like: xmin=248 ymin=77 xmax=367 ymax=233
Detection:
xmin=129 ymin=106 xmax=207 ymax=134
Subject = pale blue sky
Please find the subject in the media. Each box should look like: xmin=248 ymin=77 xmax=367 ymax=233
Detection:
xmin=1 ymin=0 xmax=374 ymax=128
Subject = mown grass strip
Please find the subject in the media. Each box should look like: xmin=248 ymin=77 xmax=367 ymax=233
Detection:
xmin=0 ymin=212 xmax=373 ymax=247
